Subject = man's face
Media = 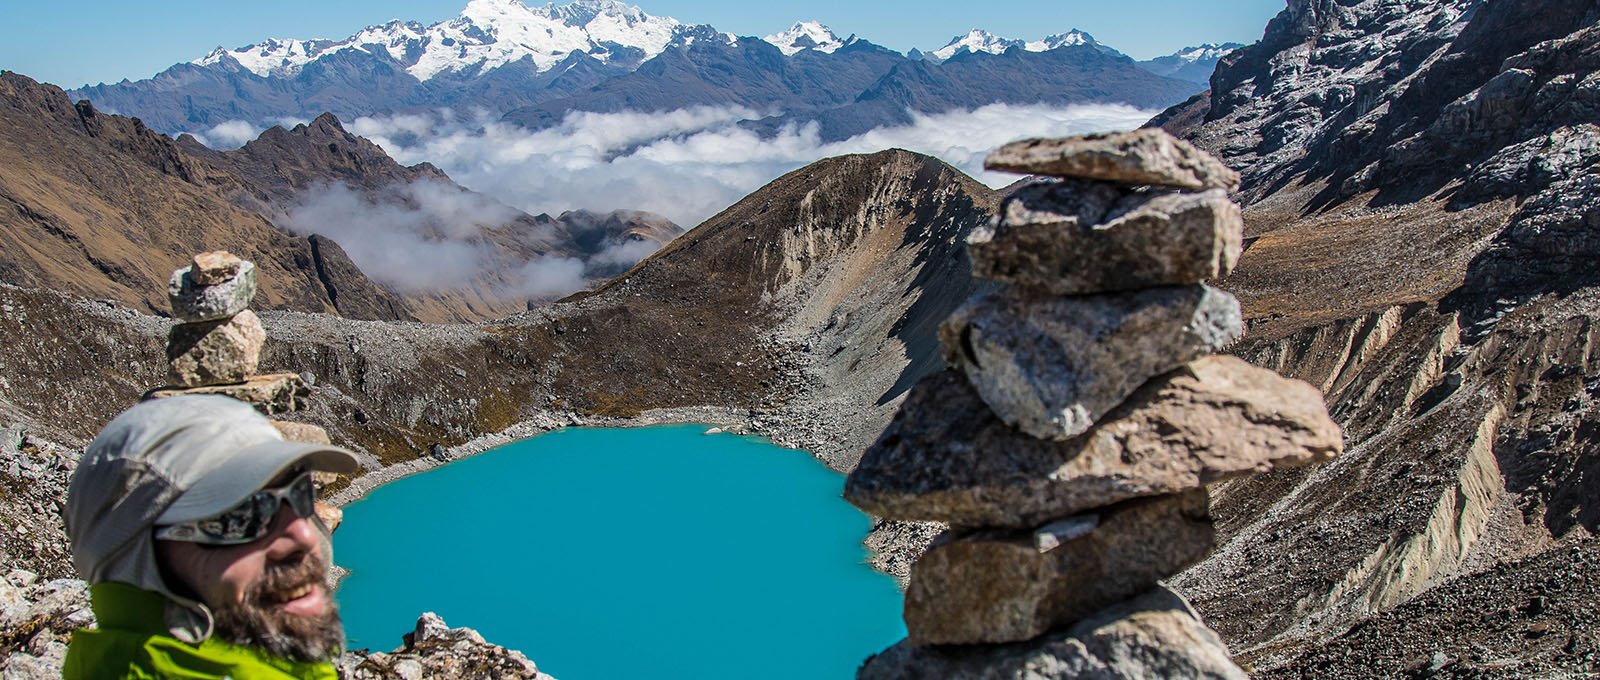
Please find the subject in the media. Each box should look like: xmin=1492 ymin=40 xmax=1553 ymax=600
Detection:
xmin=156 ymin=491 xmax=343 ymax=661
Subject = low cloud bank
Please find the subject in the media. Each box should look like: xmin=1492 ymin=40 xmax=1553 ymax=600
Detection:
xmin=350 ymin=103 xmax=1158 ymax=227
xmin=187 ymin=117 xmax=309 ymax=149
xmin=279 ymin=180 xmax=587 ymax=296
xmin=204 ymin=103 xmax=1156 ymax=297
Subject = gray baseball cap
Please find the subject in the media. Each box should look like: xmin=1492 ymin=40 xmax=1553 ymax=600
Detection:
xmin=65 ymin=394 xmax=359 ymax=641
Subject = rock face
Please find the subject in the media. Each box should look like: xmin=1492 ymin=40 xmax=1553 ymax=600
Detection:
xmin=166 ymin=309 xmax=267 ymax=387
xmin=969 ymin=186 xmax=1243 ymax=295
xmin=860 ymin=587 xmax=1247 ymax=680
xmin=985 ymin=131 xmax=1241 ymax=191
xmin=168 ymin=260 xmax=258 ymax=323
xmin=1137 ymin=2 xmax=1600 ymax=673
xmin=939 ymin=284 xmax=1242 ymax=440
xmin=846 ymin=357 xmax=1342 ymax=528
xmin=904 ymin=491 xmax=1213 ymax=645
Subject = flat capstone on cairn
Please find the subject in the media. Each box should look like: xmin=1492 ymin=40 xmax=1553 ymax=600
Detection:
xmin=145 ymin=251 xmax=343 ymax=530
xmin=845 ymin=130 xmax=1344 ymax=679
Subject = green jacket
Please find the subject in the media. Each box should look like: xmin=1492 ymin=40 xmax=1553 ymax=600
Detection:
xmin=64 ymin=582 xmax=338 ymax=680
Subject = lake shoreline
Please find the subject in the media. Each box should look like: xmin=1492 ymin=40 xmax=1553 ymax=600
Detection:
xmin=326 ymin=404 xmax=758 ymax=508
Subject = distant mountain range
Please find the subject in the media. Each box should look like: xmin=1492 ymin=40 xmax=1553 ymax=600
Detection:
xmin=67 ymin=0 xmax=1235 ymax=142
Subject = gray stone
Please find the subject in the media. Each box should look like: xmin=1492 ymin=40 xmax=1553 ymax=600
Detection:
xmin=939 ymin=285 xmax=1242 ymax=440
xmin=993 ymin=178 xmax=1127 ymax=228
xmin=270 ymin=421 xmax=331 ymax=445
xmin=969 ymin=187 xmax=1244 ymax=294
xmin=0 ymin=427 xmax=19 ymax=461
xmin=1034 ymin=515 xmax=1099 ymax=553
xmin=3 ymin=570 xmax=36 ymax=588
xmin=845 ymin=357 xmax=1342 ymax=527
xmin=315 ymin=503 xmax=344 ymax=532
xmin=189 ymin=251 xmax=244 ymax=286
xmin=393 ymin=659 xmax=424 ymax=680
xmin=902 ymin=491 xmax=1213 ymax=646
xmin=858 ymin=587 xmax=1246 ymax=680
xmin=167 ymin=310 xmax=266 ymax=388
xmin=985 ymin=130 xmax=1241 ymax=191
xmin=146 ymin=372 xmax=310 ymax=415
xmin=168 ymin=259 xmax=257 ymax=322
xmin=412 ymin=612 xmax=452 ymax=644
xmin=2 ymin=653 xmax=61 ymax=680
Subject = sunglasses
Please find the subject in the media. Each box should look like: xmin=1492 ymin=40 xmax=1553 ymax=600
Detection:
xmin=154 ymin=471 xmax=317 ymax=546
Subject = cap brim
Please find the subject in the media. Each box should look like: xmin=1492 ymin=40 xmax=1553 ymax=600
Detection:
xmin=155 ymin=440 xmax=359 ymax=525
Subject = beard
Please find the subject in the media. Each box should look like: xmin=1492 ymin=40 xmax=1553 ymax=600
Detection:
xmin=211 ymin=551 xmax=344 ymax=663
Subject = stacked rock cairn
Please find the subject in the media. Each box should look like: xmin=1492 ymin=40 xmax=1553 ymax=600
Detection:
xmin=845 ymin=129 xmax=1345 ymax=678
xmin=146 ymin=251 xmax=340 ymax=529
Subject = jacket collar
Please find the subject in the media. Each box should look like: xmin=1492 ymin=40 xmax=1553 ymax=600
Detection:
xmin=88 ymin=582 xmax=169 ymax=634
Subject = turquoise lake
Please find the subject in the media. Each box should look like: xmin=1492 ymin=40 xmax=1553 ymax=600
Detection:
xmin=335 ymin=424 xmax=907 ymax=679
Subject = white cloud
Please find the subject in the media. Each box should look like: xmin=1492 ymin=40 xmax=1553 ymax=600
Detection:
xmin=349 ymin=103 xmax=1157 ymax=227
xmin=199 ymin=103 xmax=1158 ymax=298
xmin=279 ymin=180 xmax=557 ymax=295
xmin=189 ymin=120 xmax=264 ymax=149
xmin=186 ymin=116 xmax=313 ymax=149
xmin=504 ymin=255 xmax=588 ymax=299
xmin=591 ymin=239 xmax=662 ymax=268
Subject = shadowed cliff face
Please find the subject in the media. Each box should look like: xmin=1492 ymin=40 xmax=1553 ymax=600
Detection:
xmin=1150 ymin=0 xmax=1600 ymax=675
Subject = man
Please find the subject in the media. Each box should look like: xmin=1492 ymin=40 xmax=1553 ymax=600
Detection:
xmin=62 ymin=395 xmax=360 ymax=679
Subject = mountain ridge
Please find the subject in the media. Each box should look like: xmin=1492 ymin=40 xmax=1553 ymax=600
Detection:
xmin=66 ymin=0 xmax=1215 ymax=141
xmin=1144 ymin=0 xmax=1600 ymax=674
xmin=0 ymin=70 xmax=681 ymax=324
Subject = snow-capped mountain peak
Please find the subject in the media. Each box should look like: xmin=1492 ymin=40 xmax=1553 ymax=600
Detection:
xmin=928 ymin=28 xmax=1106 ymax=61
xmin=930 ymin=29 xmax=1020 ymax=61
xmin=191 ymin=0 xmax=683 ymax=82
xmin=1023 ymin=30 xmax=1097 ymax=52
xmin=763 ymin=21 xmax=846 ymax=56
xmin=1171 ymin=43 xmax=1244 ymax=63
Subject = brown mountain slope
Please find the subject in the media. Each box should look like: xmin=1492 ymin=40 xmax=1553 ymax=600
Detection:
xmin=175 ymin=112 xmax=451 ymax=207
xmin=1 ymin=70 xmax=683 ymax=324
xmin=183 ymin=111 xmax=685 ymax=323
xmin=0 ymin=147 xmax=996 ymax=477
xmin=0 ymin=71 xmax=412 ymax=320
xmin=514 ymin=148 xmax=998 ymax=445
xmin=1148 ymin=0 xmax=1600 ymax=674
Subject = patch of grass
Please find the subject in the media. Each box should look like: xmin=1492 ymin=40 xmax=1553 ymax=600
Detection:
xmin=472 ymin=387 xmax=526 ymax=433
xmin=341 ymin=424 xmax=424 ymax=467
xmin=580 ymin=390 xmax=649 ymax=419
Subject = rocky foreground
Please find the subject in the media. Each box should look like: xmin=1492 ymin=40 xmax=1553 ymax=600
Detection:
xmin=851 ymin=130 xmax=1341 ymax=678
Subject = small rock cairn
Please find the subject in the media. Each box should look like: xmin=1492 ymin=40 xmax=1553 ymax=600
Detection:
xmin=148 ymin=251 xmax=310 ymax=414
xmin=846 ymin=130 xmax=1344 ymax=678
xmin=146 ymin=251 xmax=339 ymax=529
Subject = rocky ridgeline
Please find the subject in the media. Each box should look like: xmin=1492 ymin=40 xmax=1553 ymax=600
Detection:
xmin=845 ymin=130 xmax=1344 ymax=678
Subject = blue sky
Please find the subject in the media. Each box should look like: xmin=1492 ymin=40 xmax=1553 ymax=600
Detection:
xmin=2 ymin=0 xmax=1286 ymax=90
